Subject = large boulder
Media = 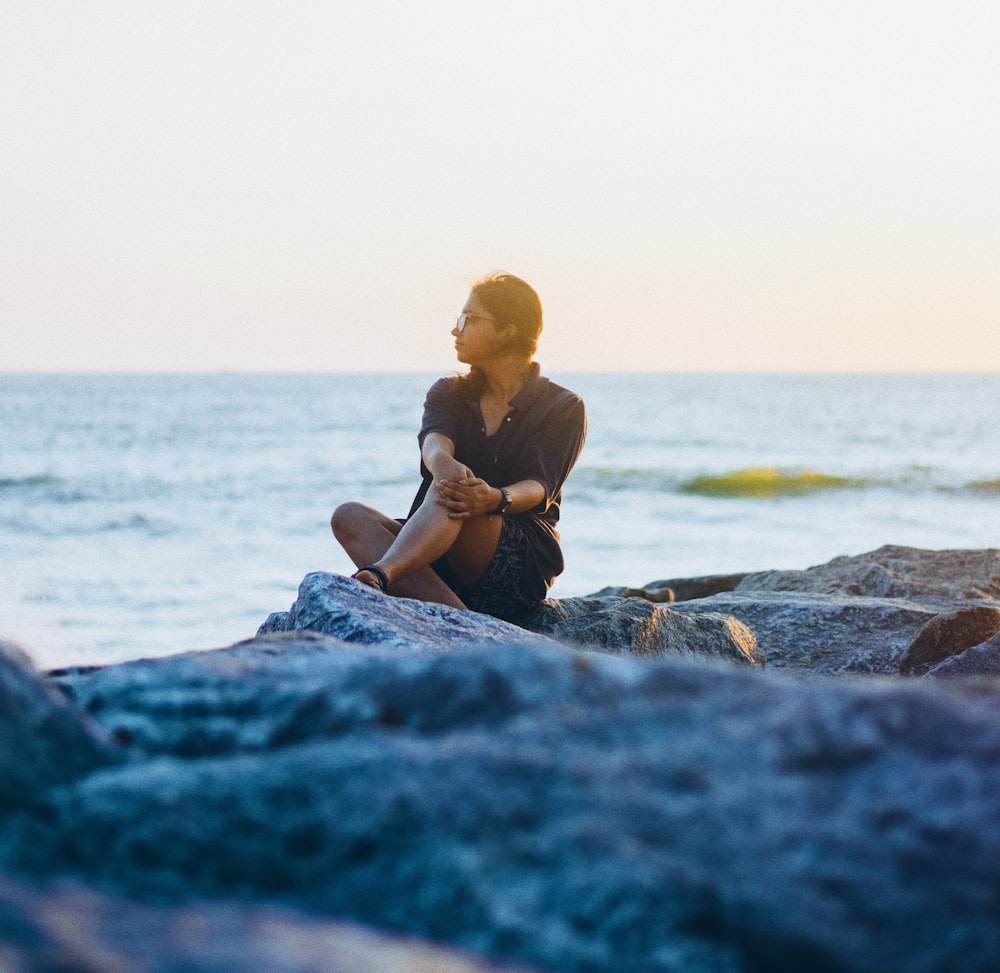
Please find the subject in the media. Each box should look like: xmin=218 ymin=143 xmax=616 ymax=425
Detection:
xmin=260 ymin=571 xmax=760 ymax=665
xmin=599 ymin=546 xmax=1000 ymax=611
xmin=898 ymin=606 xmax=1000 ymax=676
xmin=258 ymin=572 xmax=557 ymax=652
xmin=671 ymin=592 xmax=936 ymax=674
xmin=733 ymin=545 xmax=1000 ymax=605
xmin=926 ymin=632 xmax=1000 ymax=679
xmin=8 ymin=546 xmax=1000 ymax=971
xmin=0 ymin=639 xmax=120 ymax=810
xmin=2 ymin=632 xmax=997 ymax=973
xmin=518 ymin=596 xmax=763 ymax=666
xmin=661 ymin=547 xmax=1000 ymax=674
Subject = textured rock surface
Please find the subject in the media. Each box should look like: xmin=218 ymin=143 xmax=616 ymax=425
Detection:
xmin=0 ymin=874 xmax=527 ymax=973
xmin=667 ymin=547 xmax=1000 ymax=674
xmin=671 ymin=592 xmax=936 ymax=674
xmin=926 ymin=632 xmax=1000 ymax=679
xmin=734 ymin=545 xmax=1000 ymax=605
xmin=0 ymin=630 xmax=997 ymax=973
xmin=260 ymin=571 xmax=760 ymax=665
xmin=258 ymin=572 xmax=558 ymax=652
xmin=898 ymin=606 xmax=1000 ymax=676
xmin=598 ymin=547 xmax=1000 ymax=613
xmin=1 ymin=639 xmax=120 ymax=809
xmin=517 ymin=595 xmax=763 ymax=665
xmin=592 ymin=573 xmax=749 ymax=603
xmin=6 ymin=546 xmax=1000 ymax=973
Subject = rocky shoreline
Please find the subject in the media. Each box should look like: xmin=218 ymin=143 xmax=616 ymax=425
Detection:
xmin=3 ymin=545 xmax=1000 ymax=972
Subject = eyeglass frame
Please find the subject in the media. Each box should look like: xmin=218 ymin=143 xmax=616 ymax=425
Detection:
xmin=455 ymin=312 xmax=497 ymax=333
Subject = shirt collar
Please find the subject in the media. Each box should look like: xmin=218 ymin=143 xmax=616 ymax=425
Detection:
xmin=508 ymin=362 xmax=545 ymax=413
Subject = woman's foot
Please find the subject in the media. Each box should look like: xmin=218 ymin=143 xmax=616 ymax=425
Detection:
xmin=351 ymin=564 xmax=390 ymax=594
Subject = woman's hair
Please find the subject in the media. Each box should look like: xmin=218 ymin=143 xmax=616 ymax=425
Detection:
xmin=454 ymin=271 xmax=543 ymax=398
xmin=471 ymin=271 xmax=543 ymax=359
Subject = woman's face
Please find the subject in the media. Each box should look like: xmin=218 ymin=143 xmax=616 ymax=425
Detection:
xmin=452 ymin=292 xmax=505 ymax=365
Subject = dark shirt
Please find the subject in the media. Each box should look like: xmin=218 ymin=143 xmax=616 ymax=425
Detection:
xmin=409 ymin=364 xmax=587 ymax=600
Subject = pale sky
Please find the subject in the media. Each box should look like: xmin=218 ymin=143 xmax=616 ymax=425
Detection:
xmin=2 ymin=0 xmax=998 ymax=372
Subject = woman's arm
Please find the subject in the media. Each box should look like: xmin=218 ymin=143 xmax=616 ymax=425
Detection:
xmin=421 ymin=432 xmax=471 ymax=479
xmin=435 ymin=475 xmax=545 ymax=520
xmin=423 ymin=431 xmax=546 ymax=519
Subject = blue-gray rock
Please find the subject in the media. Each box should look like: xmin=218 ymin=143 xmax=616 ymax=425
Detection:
xmin=7 ymin=547 xmax=1000 ymax=972
xmin=260 ymin=571 xmax=761 ymax=665
xmin=4 ymin=632 xmax=998 ymax=973
xmin=257 ymin=572 xmax=561 ymax=652
xmin=1 ymin=639 xmax=120 ymax=809
xmin=518 ymin=596 xmax=763 ymax=666
xmin=734 ymin=545 xmax=1000 ymax=605
xmin=671 ymin=592 xmax=937 ymax=674
xmin=666 ymin=547 xmax=1000 ymax=674
xmin=600 ymin=547 xmax=1000 ymax=610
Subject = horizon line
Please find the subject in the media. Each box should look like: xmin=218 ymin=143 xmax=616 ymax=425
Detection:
xmin=3 ymin=367 xmax=999 ymax=378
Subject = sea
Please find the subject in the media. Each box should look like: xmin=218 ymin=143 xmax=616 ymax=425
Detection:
xmin=2 ymin=372 xmax=999 ymax=670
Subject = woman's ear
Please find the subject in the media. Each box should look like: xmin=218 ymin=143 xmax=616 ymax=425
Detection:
xmin=497 ymin=321 xmax=519 ymax=347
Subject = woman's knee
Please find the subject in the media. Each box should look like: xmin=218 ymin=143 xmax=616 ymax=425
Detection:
xmin=330 ymin=501 xmax=368 ymax=541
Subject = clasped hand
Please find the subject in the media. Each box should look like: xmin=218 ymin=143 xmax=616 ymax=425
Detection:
xmin=434 ymin=474 xmax=498 ymax=520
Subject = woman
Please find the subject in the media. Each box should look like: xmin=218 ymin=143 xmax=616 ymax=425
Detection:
xmin=331 ymin=272 xmax=586 ymax=620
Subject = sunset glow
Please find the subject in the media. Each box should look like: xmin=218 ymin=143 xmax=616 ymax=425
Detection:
xmin=3 ymin=1 xmax=998 ymax=373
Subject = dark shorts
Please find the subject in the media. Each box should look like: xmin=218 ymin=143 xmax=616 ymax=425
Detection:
xmin=432 ymin=516 xmax=536 ymax=620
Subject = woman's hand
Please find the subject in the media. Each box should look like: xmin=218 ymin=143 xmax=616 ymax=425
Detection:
xmin=434 ymin=475 xmax=500 ymax=520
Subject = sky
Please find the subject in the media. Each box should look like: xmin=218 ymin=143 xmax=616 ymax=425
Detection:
xmin=2 ymin=0 xmax=998 ymax=373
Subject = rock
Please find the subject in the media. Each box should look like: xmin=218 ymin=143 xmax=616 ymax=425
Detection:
xmin=2 ymin=634 xmax=996 ymax=973
xmin=49 ymin=630 xmax=576 ymax=758
xmin=589 ymin=573 xmax=747 ymax=602
xmin=664 ymin=573 xmax=749 ymax=601
xmin=925 ymin=633 xmax=1000 ymax=679
xmin=671 ymin=592 xmax=936 ymax=674
xmin=623 ymin=585 xmax=675 ymax=603
xmin=518 ymin=596 xmax=763 ymax=666
xmin=899 ymin=607 xmax=1000 ymax=676
xmin=735 ymin=545 xmax=1000 ymax=607
xmin=8 ymin=546 xmax=1000 ymax=971
xmin=258 ymin=572 xmax=562 ymax=652
xmin=1 ymin=639 xmax=121 ymax=810
xmin=667 ymin=547 xmax=1000 ymax=674
xmin=0 ymin=873 xmax=527 ymax=973
xmin=261 ymin=571 xmax=759 ymax=665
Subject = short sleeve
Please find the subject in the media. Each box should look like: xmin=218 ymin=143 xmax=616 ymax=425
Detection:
xmin=417 ymin=377 xmax=461 ymax=447
xmin=515 ymin=394 xmax=587 ymax=508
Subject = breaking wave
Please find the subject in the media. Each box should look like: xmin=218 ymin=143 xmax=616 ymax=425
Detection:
xmin=575 ymin=465 xmax=1000 ymax=500
xmin=680 ymin=467 xmax=862 ymax=498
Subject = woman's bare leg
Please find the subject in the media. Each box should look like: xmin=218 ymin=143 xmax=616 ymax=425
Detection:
xmin=331 ymin=495 xmax=503 ymax=608
xmin=330 ymin=501 xmax=466 ymax=607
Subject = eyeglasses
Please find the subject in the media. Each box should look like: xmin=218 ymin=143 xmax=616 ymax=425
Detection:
xmin=455 ymin=312 xmax=496 ymax=333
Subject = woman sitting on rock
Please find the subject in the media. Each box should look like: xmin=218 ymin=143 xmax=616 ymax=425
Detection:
xmin=331 ymin=272 xmax=587 ymax=620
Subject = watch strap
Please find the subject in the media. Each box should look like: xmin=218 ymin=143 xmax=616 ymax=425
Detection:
xmin=493 ymin=488 xmax=513 ymax=515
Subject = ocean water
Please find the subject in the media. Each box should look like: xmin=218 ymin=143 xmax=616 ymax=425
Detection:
xmin=2 ymin=372 xmax=999 ymax=669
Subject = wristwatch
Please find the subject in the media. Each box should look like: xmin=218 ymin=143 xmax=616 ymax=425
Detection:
xmin=493 ymin=487 xmax=513 ymax=516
